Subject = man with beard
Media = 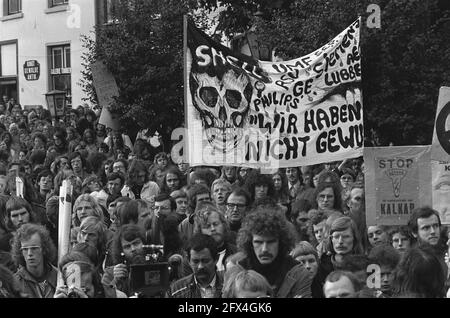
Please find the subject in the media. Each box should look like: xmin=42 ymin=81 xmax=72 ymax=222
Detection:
xmin=102 ymin=224 xmax=147 ymax=296
xmin=346 ymin=185 xmax=368 ymax=250
xmin=407 ymin=206 xmax=448 ymax=275
xmin=231 ymin=206 xmax=312 ymax=298
xmin=167 ymin=233 xmax=223 ymax=298
xmin=290 ymin=199 xmax=313 ymax=243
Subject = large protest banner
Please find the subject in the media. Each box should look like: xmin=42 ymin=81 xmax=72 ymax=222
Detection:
xmin=431 ymin=86 xmax=450 ymax=224
xmin=364 ymin=146 xmax=431 ymax=226
xmin=184 ymin=17 xmax=363 ymax=168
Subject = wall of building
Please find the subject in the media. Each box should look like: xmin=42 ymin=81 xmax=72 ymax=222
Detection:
xmin=0 ymin=0 xmax=96 ymax=109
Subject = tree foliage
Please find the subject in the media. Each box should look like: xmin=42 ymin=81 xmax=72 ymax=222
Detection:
xmin=84 ymin=0 xmax=210 ymax=141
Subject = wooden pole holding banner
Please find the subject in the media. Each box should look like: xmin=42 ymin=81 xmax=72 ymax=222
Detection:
xmin=183 ymin=15 xmax=190 ymax=174
xmin=57 ymin=180 xmax=73 ymax=287
xmin=15 ymin=176 xmax=24 ymax=198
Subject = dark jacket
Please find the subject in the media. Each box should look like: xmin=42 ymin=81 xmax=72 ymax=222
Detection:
xmin=166 ymin=272 xmax=223 ymax=298
xmin=14 ymin=264 xmax=58 ymax=298
xmin=237 ymin=254 xmax=312 ymax=298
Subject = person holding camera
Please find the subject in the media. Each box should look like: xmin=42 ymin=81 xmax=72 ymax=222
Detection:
xmin=54 ymin=251 xmax=126 ymax=298
xmin=101 ymin=224 xmax=147 ymax=296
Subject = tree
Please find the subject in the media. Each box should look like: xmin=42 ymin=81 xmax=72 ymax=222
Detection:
xmin=82 ymin=0 xmax=210 ymax=143
xmin=199 ymin=0 xmax=450 ymax=146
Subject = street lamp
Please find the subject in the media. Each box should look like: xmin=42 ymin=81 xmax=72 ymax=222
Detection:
xmin=45 ymin=90 xmax=67 ymax=120
xmin=246 ymin=5 xmax=272 ymax=61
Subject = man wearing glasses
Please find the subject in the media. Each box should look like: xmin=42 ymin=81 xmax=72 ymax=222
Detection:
xmin=225 ymin=188 xmax=250 ymax=235
xmin=12 ymin=223 xmax=58 ymax=298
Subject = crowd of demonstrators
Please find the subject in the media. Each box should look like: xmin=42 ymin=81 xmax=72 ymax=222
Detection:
xmin=0 ymin=100 xmax=450 ymax=298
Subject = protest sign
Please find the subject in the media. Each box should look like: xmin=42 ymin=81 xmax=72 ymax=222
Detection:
xmin=184 ymin=17 xmax=363 ymax=168
xmin=91 ymin=60 xmax=120 ymax=130
xmin=57 ymin=180 xmax=73 ymax=287
xmin=431 ymin=86 xmax=450 ymax=224
xmin=364 ymin=146 xmax=431 ymax=226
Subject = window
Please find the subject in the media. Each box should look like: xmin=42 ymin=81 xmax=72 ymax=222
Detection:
xmin=49 ymin=44 xmax=71 ymax=107
xmin=50 ymin=0 xmax=68 ymax=7
xmin=6 ymin=0 xmax=21 ymax=14
xmin=0 ymin=41 xmax=18 ymax=104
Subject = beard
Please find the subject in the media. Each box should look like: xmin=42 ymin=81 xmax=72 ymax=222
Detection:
xmin=129 ymin=250 xmax=147 ymax=264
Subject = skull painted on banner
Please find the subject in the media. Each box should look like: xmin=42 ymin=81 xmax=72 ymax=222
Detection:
xmin=190 ymin=69 xmax=253 ymax=153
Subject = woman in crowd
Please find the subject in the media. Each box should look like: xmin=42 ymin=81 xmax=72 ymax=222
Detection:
xmin=272 ymin=170 xmax=290 ymax=209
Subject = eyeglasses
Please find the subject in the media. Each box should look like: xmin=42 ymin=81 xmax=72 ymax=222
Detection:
xmin=227 ymin=203 xmax=246 ymax=210
xmin=318 ymin=194 xmax=334 ymax=201
xmin=154 ymin=205 xmax=170 ymax=211
xmin=341 ymin=176 xmax=353 ymax=181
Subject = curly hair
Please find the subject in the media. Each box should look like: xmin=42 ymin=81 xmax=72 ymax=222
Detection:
xmin=237 ymin=206 xmax=295 ymax=261
xmin=11 ymin=223 xmax=57 ymax=268
xmin=244 ymin=172 xmax=275 ymax=203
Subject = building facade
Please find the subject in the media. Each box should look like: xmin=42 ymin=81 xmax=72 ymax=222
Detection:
xmin=0 ymin=0 xmax=104 ymax=110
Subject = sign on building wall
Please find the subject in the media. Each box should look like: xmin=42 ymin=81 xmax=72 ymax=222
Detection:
xmin=364 ymin=146 xmax=432 ymax=226
xmin=431 ymin=86 xmax=450 ymax=224
xmin=23 ymin=60 xmax=40 ymax=81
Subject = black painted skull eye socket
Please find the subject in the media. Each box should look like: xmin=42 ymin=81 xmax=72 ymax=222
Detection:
xmin=200 ymin=87 xmax=218 ymax=108
xmin=225 ymin=90 xmax=242 ymax=109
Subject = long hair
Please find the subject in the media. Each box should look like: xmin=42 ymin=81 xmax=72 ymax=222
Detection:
xmin=326 ymin=216 xmax=365 ymax=256
xmin=160 ymin=167 xmax=182 ymax=195
xmin=5 ymin=196 xmax=37 ymax=231
xmin=237 ymin=206 xmax=295 ymax=262
xmin=271 ymin=170 xmax=290 ymax=202
xmin=72 ymin=194 xmax=105 ymax=227
xmin=313 ymin=181 xmax=343 ymax=212
xmin=126 ymin=159 xmax=148 ymax=188
xmin=244 ymin=172 xmax=275 ymax=203
xmin=391 ymin=246 xmax=446 ymax=298
xmin=78 ymin=216 xmax=108 ymax=264
xmin=11 ymin=223 xmax=57 ymax=267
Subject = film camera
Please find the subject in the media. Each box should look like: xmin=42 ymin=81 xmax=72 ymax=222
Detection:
xmin=124 ymin=245 xmax=172 ymax=298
